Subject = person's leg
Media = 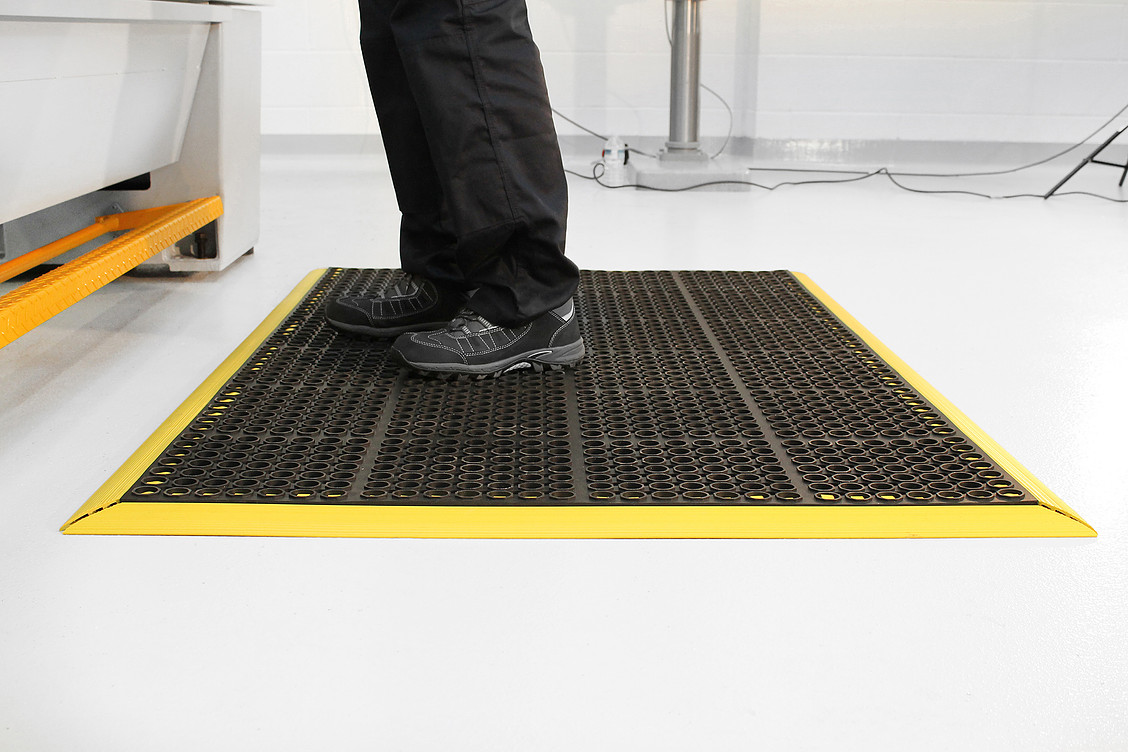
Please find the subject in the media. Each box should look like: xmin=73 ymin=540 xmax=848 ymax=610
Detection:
xmin=357 ymin=0 xmax=464 ymax=289
xmin=388 ymin=0 xmax=579 ymax=328
xmin=327 ymin=0 xmax=471 ymax=336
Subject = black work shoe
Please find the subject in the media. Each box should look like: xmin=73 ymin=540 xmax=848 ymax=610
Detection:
xmin=390 ymin=299 xmax=585 ymax=377
xmin=325 ymin=273 xmax=469 ymax=337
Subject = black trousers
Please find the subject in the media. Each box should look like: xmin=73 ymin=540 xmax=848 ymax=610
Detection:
xmin=358 ymin=0 xmax=579 ymax=327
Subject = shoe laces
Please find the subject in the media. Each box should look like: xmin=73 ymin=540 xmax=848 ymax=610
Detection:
xmin=387 ymin=273 xmax=424 ymax=298
xmin=447 ymin=308 xmax=495 ymax=336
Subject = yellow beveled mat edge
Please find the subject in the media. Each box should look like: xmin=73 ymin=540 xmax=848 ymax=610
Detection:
xmin=61 ymin=269 xmax=330 ymax=532
xmin=61 ymin=268 xmax=1095 ymax=539
xmin=791 ymin=272 xmax=1094 ymax=535
xmin=62 ymin=501 xmax=1094 ymax=538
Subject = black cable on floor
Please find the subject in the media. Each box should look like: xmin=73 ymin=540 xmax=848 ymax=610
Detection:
xmin=565 ymin=162 xmax=1128 ymax=202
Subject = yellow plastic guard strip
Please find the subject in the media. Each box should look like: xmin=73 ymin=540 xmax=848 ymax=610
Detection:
xmin=64 ymin=500 xmax=1093 ymax=539
xmin=791 ymin=272 xmax=1093 ymax=535
xmin=61 ymin=268 xmax=329 ymax=531
xmin=62 ymin=269 xmax=1095 ymax=539
xmin=0 ymin=197 xmax=223 ymax=348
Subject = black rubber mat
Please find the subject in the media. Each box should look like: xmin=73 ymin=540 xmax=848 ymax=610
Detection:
xmin=120 ymin=269 xmax=1038 ymax=508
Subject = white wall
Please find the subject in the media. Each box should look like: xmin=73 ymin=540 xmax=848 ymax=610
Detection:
xmin=261 ymin=0 xmax=1128 ymax=145
xmin=260 ymin=0 xmax=373 ymax=135
xmin=757 ymin=0 xmax=1128 ymax=144
xmin=260 ymin=0 xmax=755 ymax=141
xmin=526 ymin=0 xmax=759 ymax=142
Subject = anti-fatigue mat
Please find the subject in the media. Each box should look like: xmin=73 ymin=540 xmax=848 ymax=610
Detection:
xmin=62 ymin=269 xmax=1094 ymax=538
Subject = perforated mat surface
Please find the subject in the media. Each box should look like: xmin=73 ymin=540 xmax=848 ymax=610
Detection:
xmin=63 ymin=269 xmax=1093 ymax=537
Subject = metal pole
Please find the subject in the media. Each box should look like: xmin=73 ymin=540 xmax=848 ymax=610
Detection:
xmin=667 ymin=0 xmax=701 ymax=152
xmin=1044 ymin=126 xmax=1126 ymax=198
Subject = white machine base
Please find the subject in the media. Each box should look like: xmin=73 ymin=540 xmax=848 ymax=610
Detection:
xmin=0 ymin=0 xmax=263 ymax=273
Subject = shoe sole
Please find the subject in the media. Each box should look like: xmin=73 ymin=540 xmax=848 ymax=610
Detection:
xmin=327 ymin=319 xmax=451 ymax=338
xmin=392 ymin=339 xmax=586 ymax=379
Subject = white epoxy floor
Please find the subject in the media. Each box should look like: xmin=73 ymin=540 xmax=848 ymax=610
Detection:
xmin=2 ymin=143 xmax=1126 ymax=750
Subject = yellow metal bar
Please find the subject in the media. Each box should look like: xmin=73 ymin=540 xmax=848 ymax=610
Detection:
xmin=0 ymin=197 xmax=223 ymax=349
xmin=0 ymin=204 xmax=183 ymax=285
xmin=791 ymin=272 xmax=1094 ymax=534
xmin=0 ymin=223 xmax=111 ymax=284
xmin=101 ymin=204 xmax=194 ymax=233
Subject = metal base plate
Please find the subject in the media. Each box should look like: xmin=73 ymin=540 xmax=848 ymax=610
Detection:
xmin=630 ymin=160 xmax=752 ymax=192
xmin=62 ymin=268 xmax=1093 ymax=538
